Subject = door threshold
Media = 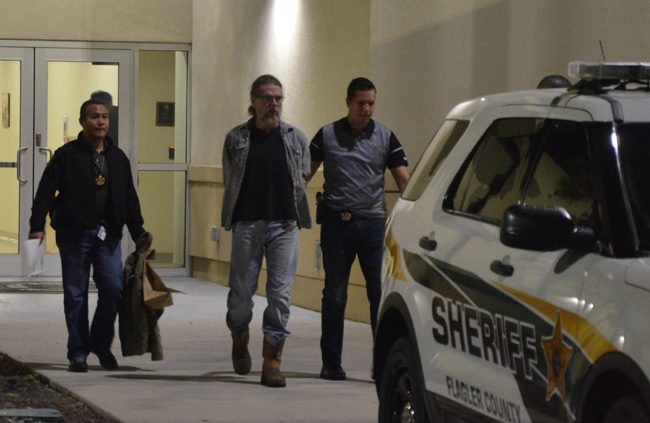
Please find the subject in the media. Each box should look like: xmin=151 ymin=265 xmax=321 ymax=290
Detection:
xmin=0 ymin=276 xmax=62 ymax=282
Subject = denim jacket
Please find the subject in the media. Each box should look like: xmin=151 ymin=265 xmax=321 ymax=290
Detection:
xmin=221 ymin=119 xmax=312 ymax=231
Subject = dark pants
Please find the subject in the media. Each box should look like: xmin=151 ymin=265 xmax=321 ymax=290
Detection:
xmin=320 ymin=215 xmax=385 ymax=369
xmin=57 ymin=229 xmax=124 ymax=361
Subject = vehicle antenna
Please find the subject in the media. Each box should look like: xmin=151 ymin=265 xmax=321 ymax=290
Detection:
xmin=599 ymin=40 xmax=607 ymax=61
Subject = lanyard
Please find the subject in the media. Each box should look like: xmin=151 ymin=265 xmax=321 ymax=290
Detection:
xmin=91 ymin=151 xmax=106 ymax=187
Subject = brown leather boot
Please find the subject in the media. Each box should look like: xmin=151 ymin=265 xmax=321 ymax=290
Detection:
xmin=231 ymin=330 xmax=251 ymax=375
xmin=261 ymin=338 xmax=286 ymax=387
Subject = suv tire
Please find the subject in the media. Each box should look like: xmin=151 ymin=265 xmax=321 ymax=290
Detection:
xmin=378 ymin=337 xmax=428 ymax=423
xmin=602 ymin=395 xmax=649 ymax=423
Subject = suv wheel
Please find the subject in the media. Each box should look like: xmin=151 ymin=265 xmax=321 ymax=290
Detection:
xmin=378 ymin=338 xmax=427 ymax=423
xmin=603 ymin=395 xmax=649 ymax=423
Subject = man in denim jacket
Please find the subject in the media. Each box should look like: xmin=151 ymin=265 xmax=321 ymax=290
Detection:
xmin=221 ymin=74 xmax=311 ymax=388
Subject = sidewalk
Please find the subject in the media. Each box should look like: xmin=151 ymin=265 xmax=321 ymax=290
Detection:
xmin=0 ymin=277 xmax=378 ymax=422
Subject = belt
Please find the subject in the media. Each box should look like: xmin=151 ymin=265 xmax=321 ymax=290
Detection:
xmin=323 ymin=206 xmax=367 ymax=222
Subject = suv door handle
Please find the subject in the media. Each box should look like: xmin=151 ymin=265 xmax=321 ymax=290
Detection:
xmin=419 ymin=236 xmax=437 ymax=251
xmin=490 ymin=260 xmax=514 ymax=277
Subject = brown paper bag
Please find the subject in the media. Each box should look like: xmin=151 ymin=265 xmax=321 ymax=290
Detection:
xmin=143 ymin=255 xmax=173 ymax=309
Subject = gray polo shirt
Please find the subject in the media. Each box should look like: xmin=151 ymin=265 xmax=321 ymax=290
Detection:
xmin=310 ymin=118 xmax=408 ymax=218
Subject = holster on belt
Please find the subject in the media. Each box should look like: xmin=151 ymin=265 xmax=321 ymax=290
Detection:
xmin=316 ymin=193 xmax=356 ymax=223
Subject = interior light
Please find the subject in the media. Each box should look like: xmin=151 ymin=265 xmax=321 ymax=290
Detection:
xmin=270 ymin=0 xmax=300 ymax=43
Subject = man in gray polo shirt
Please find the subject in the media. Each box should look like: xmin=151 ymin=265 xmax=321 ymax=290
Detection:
xmin=310 ymin=77 xmax=409 ymax=380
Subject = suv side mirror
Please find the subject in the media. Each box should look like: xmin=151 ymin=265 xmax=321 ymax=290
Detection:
xmin=500 ymin=204 xmax=597 ymax=252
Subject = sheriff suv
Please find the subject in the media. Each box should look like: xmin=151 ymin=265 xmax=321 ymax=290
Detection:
xmin=374 ymin=62 xmax=650 ymax=423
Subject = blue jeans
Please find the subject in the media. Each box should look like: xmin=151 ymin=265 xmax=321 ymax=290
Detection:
xmin=320 ymin=216 xmax=385 ymax=369
xmin=57 ymin=229 xmax=124 ymax=360
xmin=226 ymin=220 xmax=298 ymax=346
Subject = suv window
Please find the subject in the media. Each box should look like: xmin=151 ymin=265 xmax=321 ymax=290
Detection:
xmin=402 ymin=120 xmax=468 ymax=201
xmin=447 ymin=118 xmax=544 ymax=222
xmin=619 ymin=123 xmax=650 ymax=249
xmin=524 ymin=120 xmax=596 ymax=226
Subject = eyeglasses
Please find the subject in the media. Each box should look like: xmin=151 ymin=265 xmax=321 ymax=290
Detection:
xmin=258 ymin=95 xmax=284 ymax=104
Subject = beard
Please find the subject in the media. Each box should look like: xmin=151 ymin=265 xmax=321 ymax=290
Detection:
xmin=253 ymin=102 xmax=281 ymax=130
xmin=262 ymin=114 xmax=279 ymax=126
xmin=258 ymin=107 xmax=280 ymax=128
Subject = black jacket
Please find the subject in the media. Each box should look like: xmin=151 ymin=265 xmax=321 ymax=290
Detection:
xmin=29 ymin=132 xmax=145 ymax=241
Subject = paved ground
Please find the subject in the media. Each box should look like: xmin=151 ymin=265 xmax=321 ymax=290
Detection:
xmin=0 ymin=277 xmax=378 ymax=422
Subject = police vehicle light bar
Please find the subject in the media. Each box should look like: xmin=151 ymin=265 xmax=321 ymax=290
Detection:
xmin=569 ymin=61 xmax=650 ymax=81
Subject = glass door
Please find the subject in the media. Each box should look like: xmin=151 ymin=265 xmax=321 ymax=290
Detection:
xmin=0 ymin=47 xmax=34 ymax=276
xmin=0 ymin=44 xmax=189 ymax=277
xmin=33 ymin=48 xmax=132 ymax=276
xmin=136 ymin=49 xmax=189 ymax=272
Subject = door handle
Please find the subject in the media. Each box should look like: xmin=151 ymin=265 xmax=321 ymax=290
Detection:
xmin=39 ymin=147 xmax=53 ymax=162
xmin=35 ymin=133 xmax=53 ymax=162
xmin=490 ymin=260 xmax=514 ymax=277
xmin=419 ymin=236 xmax=437 ymax=251
xmin=16 ymin=147 xmax=28 ymax=184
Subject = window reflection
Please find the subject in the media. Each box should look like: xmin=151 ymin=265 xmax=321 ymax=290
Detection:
xmin=451 ymin=118 xmax=542 ymax=221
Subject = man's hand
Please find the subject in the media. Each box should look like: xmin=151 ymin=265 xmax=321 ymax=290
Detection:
xmin=310 ymin=160 xmax=322 ymax=180
xmin=29 ymin=231 xmax=45 ymax=240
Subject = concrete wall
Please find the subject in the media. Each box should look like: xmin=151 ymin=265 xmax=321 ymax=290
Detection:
xmin=0 ymin=0 xmax=192 ymax=42
xmin=191 ymin=0 xmax=370 ymax=165
xmin=370 ymin=0 xmax=650 ymax=159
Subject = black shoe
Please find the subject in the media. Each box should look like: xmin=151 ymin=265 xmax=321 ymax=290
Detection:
xmin=68 ymin=356 xmax=88 ymax=373
xmin=94 ymin=350 xmax=118 ymax=370
xmin=320 ymin=366 xmax=346 ymax=381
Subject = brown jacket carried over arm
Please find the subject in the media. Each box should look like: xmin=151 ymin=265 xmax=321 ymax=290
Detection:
xmin=119 ymin=232 xmax=172 ymax=361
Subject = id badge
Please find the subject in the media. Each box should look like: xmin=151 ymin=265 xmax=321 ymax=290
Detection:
xmin=97 ymin=225 xmax=107 ymax=241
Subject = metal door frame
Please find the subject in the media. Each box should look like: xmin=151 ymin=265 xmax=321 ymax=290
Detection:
xmin=0 ymin=47 xmax=34 ymax=276
xmin=0 ymin=40 xmax=191 ymax=278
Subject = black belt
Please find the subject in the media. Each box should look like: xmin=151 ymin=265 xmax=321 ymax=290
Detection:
xmin=316 ymin=192 xmax=371 ymax=223
xmin=323 ymin=205 xmax=368 ymax=222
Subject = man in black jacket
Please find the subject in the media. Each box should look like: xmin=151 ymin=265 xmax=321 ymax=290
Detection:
xmin=29 ymin=98 xmax=146 ymax=373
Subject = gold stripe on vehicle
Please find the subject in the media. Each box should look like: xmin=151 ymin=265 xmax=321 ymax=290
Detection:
xmin=498 ymin=284 xmax=616 ymax=362
xmin=385 ymin=230 xmax=407 ymax=282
